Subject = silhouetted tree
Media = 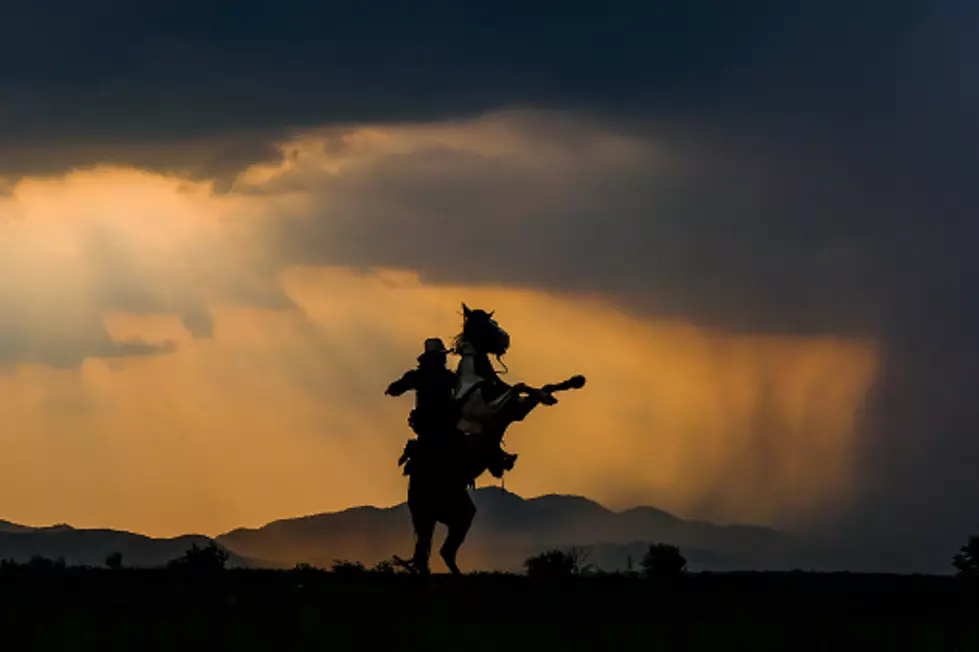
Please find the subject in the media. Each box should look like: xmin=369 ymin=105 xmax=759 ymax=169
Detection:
xmin=640 ymin=543 xmax=687 ymax=580
xmin=953 ymin=535 xmax=979 ymax=579
xmin=167 ymin=542 xmax=229 ymax=574
xmin=105 ymin=551 xmax=124 ymax=571
xmin=524 ymin=547 xmax=592 ymax=579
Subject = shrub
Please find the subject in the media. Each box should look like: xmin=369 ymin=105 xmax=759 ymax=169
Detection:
xmin=291 ymin=562 xmax=327 ymax=585
xmin=167 ymin=542 xmax=229 ymax=573
xmin=330 ymin=560 xmax=368 ymax=577
xmin=293 ymin=562 xmax=320 ymax=573
xmin=372 ymin=559 xmax=399 ymax=575
xmin=524 ymin=547 xmax=592 ymax=580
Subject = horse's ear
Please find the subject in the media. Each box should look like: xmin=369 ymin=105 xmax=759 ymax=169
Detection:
xmin=462 ymin=303 xmax=471 ymax=318
xmin=488 ymin=310 xmax=495 ymax=318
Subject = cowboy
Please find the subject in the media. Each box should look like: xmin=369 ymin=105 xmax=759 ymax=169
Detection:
xmin=385 ymin=338 xmax=460 ymax=475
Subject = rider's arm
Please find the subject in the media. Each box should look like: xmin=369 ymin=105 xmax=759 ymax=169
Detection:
xmin=385 ymin=370 xmax=417 ymax=397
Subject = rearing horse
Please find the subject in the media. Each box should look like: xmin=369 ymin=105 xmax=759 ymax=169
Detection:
xmin=396 ymin=304 xmax=585 ymax=576
xmin=452 ymin=304 xmax=586 ymax=484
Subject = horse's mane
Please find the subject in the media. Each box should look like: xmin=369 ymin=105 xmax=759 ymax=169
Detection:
xmin=454 ymin=311 xmax=508 ymax=376
xmin=452 ymin=308 xmax=489 ymax=353
xmin=452 ymin=330 xmax=467 ymax=354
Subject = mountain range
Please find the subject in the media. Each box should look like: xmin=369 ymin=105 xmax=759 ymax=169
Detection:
xmin=0 ymin=519 xmax=251 ymax=568
xmin=0 ymin=488 xmax=862 ymax=573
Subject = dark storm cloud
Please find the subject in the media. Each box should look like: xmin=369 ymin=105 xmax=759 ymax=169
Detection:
xmin=4 ymin=0 xmax=978 ymax=571
xmin=263 ymin=114 xmax=898 ymax=338
xmin=0 ymin=135 xmax=286 ymax=193
xmin=0 ymin=1 xmax=937 ymax=178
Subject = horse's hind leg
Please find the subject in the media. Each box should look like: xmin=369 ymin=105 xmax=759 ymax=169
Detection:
xmin=439 ymin=491 xmax=476 ymax=576
xmin=411 ymin=516 xmax=435 ymax=575
xmin=407 ymin=483 xmax=436 ymax=575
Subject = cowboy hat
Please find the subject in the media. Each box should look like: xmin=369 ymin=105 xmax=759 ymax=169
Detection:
xmin=419 ymin=337 xmax=450 ymax=358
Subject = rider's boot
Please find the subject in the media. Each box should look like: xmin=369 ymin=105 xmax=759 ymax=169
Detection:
xmin=487 ymin=448 xmax=518 ymax=478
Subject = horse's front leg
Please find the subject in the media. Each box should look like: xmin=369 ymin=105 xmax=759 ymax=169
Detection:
xmin=440 ymin=488 xmax=476 ymax=576
xmin=508 ymin=396 xmax=537 ymax=422
xmin=506 ymin=385 xmax=553 ymax=422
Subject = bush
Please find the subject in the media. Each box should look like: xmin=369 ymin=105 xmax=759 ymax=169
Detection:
xmin=167 ymin=542 xmax=229 ymax=573
xmin=524 ymin=547 xmax=592 ymax=580
xmin=953 ymin=535 xmax=979 ymax=579
xmin=293 ymin=562 xmax=321 ymax=573
xmin=640 ymin=543 xmax=687 ymax=580
xmin=330 ymin=560 xmax=368 ymax=577
xmin=372 ymin=559 xmax=398 ymax=575
xmin=291 ymin=562 xmax=327 ymax=585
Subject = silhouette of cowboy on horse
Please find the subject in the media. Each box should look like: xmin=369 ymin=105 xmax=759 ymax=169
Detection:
xmin=386 ymin=304 xmax=585 ymax=576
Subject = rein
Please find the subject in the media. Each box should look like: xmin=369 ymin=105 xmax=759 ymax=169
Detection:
xmin=448 ymin=346 xmax=509 ymax=376
xmin=494 ymin=355 xmax=508 ymax=375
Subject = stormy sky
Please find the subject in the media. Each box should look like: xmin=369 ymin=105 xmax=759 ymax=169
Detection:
xmin=0 ymin=1 xmax=976 ymax=572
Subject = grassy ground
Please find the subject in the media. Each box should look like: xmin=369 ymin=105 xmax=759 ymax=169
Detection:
xmin=0 ymin=566 xmax=976 ymax=651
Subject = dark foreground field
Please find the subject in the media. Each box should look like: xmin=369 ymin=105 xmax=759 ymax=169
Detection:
xmin=0 ymin=567 xmax=976 ymax=651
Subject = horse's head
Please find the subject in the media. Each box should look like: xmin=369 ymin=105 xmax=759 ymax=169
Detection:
xmin=456 ymin=303 xmax=510 ymax=357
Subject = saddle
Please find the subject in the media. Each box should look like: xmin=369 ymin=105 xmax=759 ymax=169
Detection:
xmin=397 ymin=434 xmax=461 ymax=479
xmin=397 ymin=439 xmax=418 ymax=475
xmin=398 ymin=433 xmax=518 ymax=483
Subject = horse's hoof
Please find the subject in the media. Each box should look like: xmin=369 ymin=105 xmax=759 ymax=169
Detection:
xmin=392 ymin=555 xmax=428 ymax=576
xmin=570 ymin=375 xmax=586 ymax=389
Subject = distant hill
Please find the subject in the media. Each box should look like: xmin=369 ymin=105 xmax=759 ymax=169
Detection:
xmin=216 ymin=487 xmax=832 ymax=573
xmin=0 ymin=520 xmax=35 ymax=534
xmin=0 ymin=522 xmax=249 ymax=569
xmin=0 ymin=489 xmax=861 ymax=573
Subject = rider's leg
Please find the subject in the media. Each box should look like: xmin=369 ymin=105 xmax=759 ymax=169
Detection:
xmin=439 ymin=490 xmax=476 ymax=576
